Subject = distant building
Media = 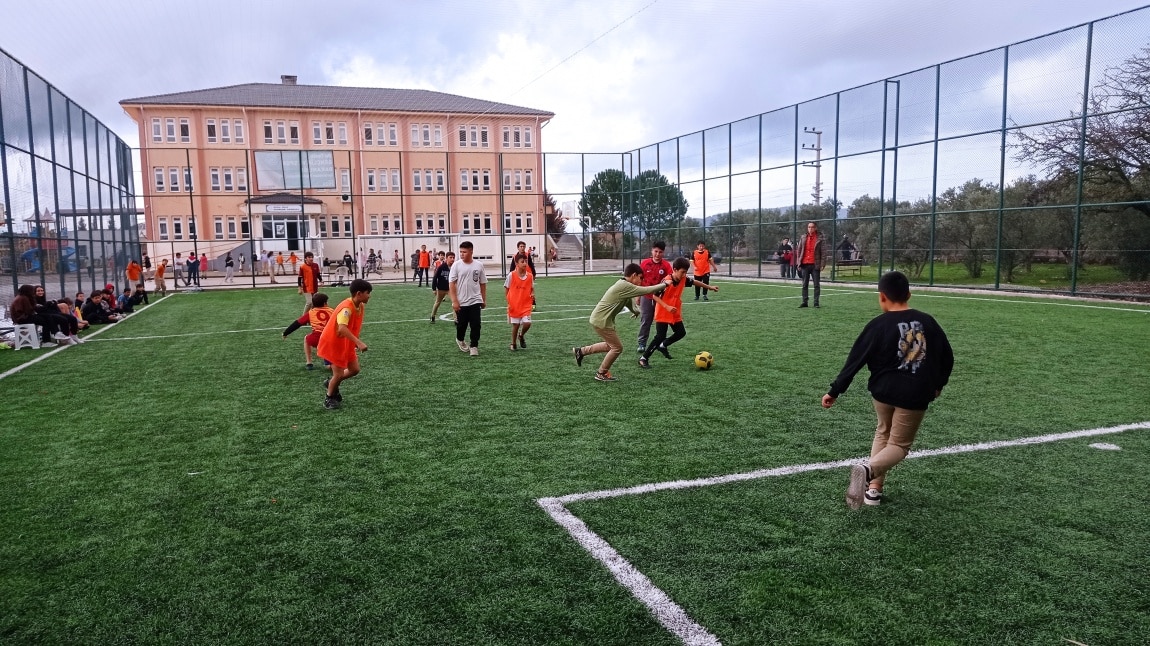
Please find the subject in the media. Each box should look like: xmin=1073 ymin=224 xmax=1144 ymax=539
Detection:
xmin=120 ymin=76 xmax=554 ymax=263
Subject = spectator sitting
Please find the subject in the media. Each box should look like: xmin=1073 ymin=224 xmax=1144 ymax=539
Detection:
xmin=10 ymin=284 xmax=75 ymax=345
xmin=57 ymin=297 xmax=89 ymax=330
xmin=34 ymin=285 xmax=83 ymax=343
xmin=82 ymin=292 xmax=120 ymax=324
xmin=118 ymin=288 xmax=137 ymax=314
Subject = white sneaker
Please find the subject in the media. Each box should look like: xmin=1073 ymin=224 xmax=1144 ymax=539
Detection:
xmin=70 ymin=335 xmax=85 ymax=344
xmin=52 ymin=332 xmax=68 ymax=341
xmin=64 ymin=336 xmax=79 ymax=346
xmin=456 ymin=339 xmax=469 ymax=353
xmin=469 ymin=346 xmax=479 ymax=357
xmin=864 ymin=489 xmax=883 ymax=506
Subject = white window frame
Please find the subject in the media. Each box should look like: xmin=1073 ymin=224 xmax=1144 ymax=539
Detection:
xmin=214 ymin=216 xmax=224 ymax=239
xmin=237 ymin=167 xmax=248 ymax=192
xmin=369 ymin=215 xmax=378 ymax=234
xmin=230 ymin=119 xmax=240 ymax=143
xmin=471 ymin=170 xmax=480 ymax=192
xmin=312 ymin=121 xmax=322 ymax=145
xmin=179 ymin=118 xmax=190 ymax=143
xmin=525 ymin=213 xmax=533 ymax=232
xmin=524 ymin=127 xmax=532 ymax=148
xmin=151 ymin=118 xmax=162 ymax=143
xmin=289 ymin=121 xmax=299 ymax=145
xmin=376 ymin=124 xmax=386 ymax=146
xmin=514 ymin=170 xmax=522 ymax=191
xmin=325 ymin=122 xmax=335 ymax=145
xmin=410 ymin=124 xmax=419 ymax=147
xmin=173 ymin=218 xmax=183 ymax=240
xmin=337 ymin=122 xmax=347 ymax=145
xmin=415 ymin=216 xmax=423 ymax=235
xmin=166 ymin=118 xmax=176 ymax=142
xmin=340 ymin=168 xmax=350 ymax=192
xmin=367 ymin=169 xmax=376 ymax=192
xmin=364 ymin=123 xmax=373 ymax=145
xmin=154 ymin=167 xmax=165 ymax=192
xmin=158 ymin=218 xmax=168 ymax=240
xmin=459 ymin=126 xmax=467 ymax=147
xmin=459 ymin=169 xmax=469 ymax=191
xmin=228 ymin=216 xmax=237 ymax=240
xmin=480 ymin=126 xmax=489 ymax=148
xmin=221 ymin=119 xmax=231 ymax=143
xmin=503 ymin=170 xmax=512 ymax=192
xmin=223 ymin=168 xmax=234 ymax=192
xmin=206 ymin=119 xmax=217 ymax=143
xmin=183 ymin=167 xmax=193 ymax=192
xmin=169 ymin=167 xmax=179 ymax=192
xmin=412 ymin=169 xmax=421 ymax=192
xmin=433 ymin=125 xmax=442 ymax=147
xmin=263 ymin=120 xmax=273 ymax=144
xmin=391 ymin=169 xmax=400 ymax=192
xmin=379 ymin=168 xmax=389 ymax=192
xmin=462 ymin=213 xmax=471 ymax=235
xmin=388 ymin=123 xmax=398 ymax=146
xmin=525 ymin=169 xmax=533 ymax=192
xmin=210 ymin=168 xmax=221 ymax=192
xmin=482 ymin=169 xmax=491 ymax=191
xmin=276 ymin=120 xmax=286 ymax=144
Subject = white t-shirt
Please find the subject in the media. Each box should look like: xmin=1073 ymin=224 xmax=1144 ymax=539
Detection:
xmin=449 ymin=259 xmax=487 ymax=306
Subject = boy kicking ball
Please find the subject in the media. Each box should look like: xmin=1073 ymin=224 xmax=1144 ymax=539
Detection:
xmin=573 ymin=263 xmax=671 ymax=382
xmin=639 ymin=256 xmax=718 ymax=369
xmin=822 ymin=271 xmax=954 ymax=508
xmin=317 ymin=279 xmax=373 ymax=409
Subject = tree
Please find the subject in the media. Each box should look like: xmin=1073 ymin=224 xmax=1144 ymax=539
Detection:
xmin=628 ymin=170 xmax=689 ymax=238
xmin=578 ymin=169 xmax=627 ymax=256
xmin=542 ymin=191 xmax=566 ymax=235
xmin=1013 ymin=46 xmax=1150 ymax=279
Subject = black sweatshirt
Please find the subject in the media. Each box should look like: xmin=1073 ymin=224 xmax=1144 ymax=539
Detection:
xmin=827 ymin=308 xmax=954 ymax=410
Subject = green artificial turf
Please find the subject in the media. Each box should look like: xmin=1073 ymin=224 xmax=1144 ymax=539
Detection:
xmin=2 ymin=276 xmax=1148 ymax=644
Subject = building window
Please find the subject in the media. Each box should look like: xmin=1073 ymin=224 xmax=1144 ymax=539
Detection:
xmin=241 ymin=218 xmax=250 ymax=238
xmin=367 ymin=170 xmax=376 ymax=192
xmin=340 ymin=168 xmax=350 ymax=192
xmin=422 ymin=124 xmax=431 ymax=147
xmin=264 ymin=121 xmax=273 ymax=144
xmin=471 ymin=170 xmax=480 ymax=192
xmin=210 ymin=168 xmax=221 ymax=192
xmin=228 ymin=216 xmax=237 ymax=239
xmin=188 ymin=217 xmax=197 ymax=238
xmin=183 ymin=167 xmax=193 ymax=192
xmin=220 ymin=119 xmax=230 ymax=143
xmin=318 ymin=219 xmax=327 ymax=238
xmin=151 ymin=118 xmax=162 ymax=143
xmin=169 ymin=167 xmax=179 ymax=192
xmin=206 ymin=119 xmax=217 ymax=143
xmin=415 ymin=217 xmax=423 ymax=234
xmin=410 ymin=124 xmax=419 ymax=147
xmin=460 ymin=168 xmax=469 ymax=191
xmin=524 ymin=169 xmax=533 ymax=192
xmin=514 ymin=170 xmax=522 ymax=191
xmin=364 ymin=123 xmax=373 ymax=145
xmin=343 ymin=217 xmax=352 ymax=235
xmin=223 ymin=168 xmax=234 ymax=192
xmin=325 ymin=122 xmax=335 ymax=145
xmin=158 ymin=218 xmax=168 ymax=240
xmin=379 ymin=169 xmax=389 ymax=192
xmin=388 ymin=123 xmax=398 ymax=146
xmin=503 ymin=171 xmax=512 ymax=192
xmin=369 ymin=215 xmax=378 ymax=234
xmin=482 ymin=169 xmax=491 ymax=191
xmin=312 ymin=121 xmax=322 ymax=145
xmin=166 ymin=118 xmax=176 ymax=142
xmin=424 ymin=170 xmax=433 ymax=192
xmin=504 ymin=213 xmax=512 ymax=231
xmin=179 ymin=118 xmax=190 ymax=143
xmin=459 ymin=126 xmax=467 ymax=147
xmin=214 ymin=217 xmax=224 ymax=239
xmin=435 ymin=169 xmax=444 ymax=192
xmin=173 ymin=218 xmax=183 ymax=240
xmin=433 ymin=125 xmax=442 ymax=147
xmin=437 ymin=215 xmax=446 ymax=234
xmin=412 ymin=169 xmax=421 ymax=192
xmin=376 ymin=124 xmax=386 ymax=146
xmin=289 ymin=121 xmax=299 ymax=145
xmin=154 ymin=167 xmax=165 ymax=192
xmin=276 ymin=120 xmax=286 ymax=144
xmin=394 ymin=216 xmax=402 ymax=234
xmin=480 ymin=126 xmax=489 ymax=148
xmin=525 ymin=213 xmax=533 ymax=232
xmin=337 ymin=122 xmax=347 ymax=146
xmin=462 ymin=213 xmax=470 ymax=235
xmin=229 ymin=120 xmax=240 ymax=143
xmin=391 ymin=169 xmax=400 ymax=193
xmin=237 ymin=168 xmax=247 ymax=192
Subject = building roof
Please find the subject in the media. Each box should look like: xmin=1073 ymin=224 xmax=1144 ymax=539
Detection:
xmin=246 ymin=192 xmax=324 ymax=205
xmin=121 ymin=83 xmax=554 ymax=118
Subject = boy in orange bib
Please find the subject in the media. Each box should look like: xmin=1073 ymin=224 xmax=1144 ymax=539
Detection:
xmin=317 ymin=279 xmax=373 ymax=409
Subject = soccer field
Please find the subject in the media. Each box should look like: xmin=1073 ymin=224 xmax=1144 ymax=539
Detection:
xmin=2 ymin=276 xmax=1148 ymax=645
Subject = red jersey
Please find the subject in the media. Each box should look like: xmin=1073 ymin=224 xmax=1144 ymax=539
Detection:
xmin=639 ymin=257 xmax=672 ymax=300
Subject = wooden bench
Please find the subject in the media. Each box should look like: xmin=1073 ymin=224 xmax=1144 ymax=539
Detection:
xmin=837 ymin=258 xmax=867 ymax=276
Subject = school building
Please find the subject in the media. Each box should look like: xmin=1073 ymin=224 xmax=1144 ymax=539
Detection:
xmin=120 ymin=75 xmax=553 ymax=268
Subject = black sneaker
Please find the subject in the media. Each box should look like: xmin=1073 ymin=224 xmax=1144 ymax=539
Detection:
xmin=305 ymin=363 xmax=314 ymax=370
xmin=323 ymin=377 xmax=331 ymax=390
xmin=333 ymin=389 xmax=343 ymax=402
xmin=594 ymin=370 xmax=617 ymax=382
xmin=656 ymin=345 xmax=671 ymax=360
xmin=638 ymin=357 xmax=650 ymax=369
xmin=323 ymin=396 xmax=340 ymax=410
xmin=798 ymin=302 xmax=808 ymax=308
xmin=814 ymin=303 xmax=820 ymax=308
xmin=518 ymin=335 xmax=527 ymax=349
xmin=573 ymin=347 xmax=584 ymax=367
xmin=637 ymin=344 xmax=646 ymax=355
xmin=864 ymin=489 xmax=883 ymax=506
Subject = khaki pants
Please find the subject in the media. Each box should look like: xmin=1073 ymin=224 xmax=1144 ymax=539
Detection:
xmin=869 ymin=400 xmax=926 ymax=489
xmin=580 ymin=326 xmax=623 ymax=374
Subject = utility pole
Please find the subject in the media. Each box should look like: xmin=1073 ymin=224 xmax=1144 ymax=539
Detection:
xmin=801 ymin=127 xmax=823 ymax=205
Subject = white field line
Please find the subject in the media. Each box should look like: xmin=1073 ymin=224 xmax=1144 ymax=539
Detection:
xmin=537 ymin=421 xmax=1150 ymax=645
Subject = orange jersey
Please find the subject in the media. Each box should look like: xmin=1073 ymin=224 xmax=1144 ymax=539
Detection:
xmin=308 ymin=306 xmax=333 ymax=335
xmin=504 ymin=270 xmax=534 ymax=318
xmin=126 ymin=262 xmax=142 ymax=281
xmin=692 ymin=249 xmax=712 ymax=275
xmin=655 ymin=277 xmax=690 ymax=324
xmin=299 ymin=262 xmax=321 ymax=293
xmin=317 ymin=297 xmax=364 ymax=369
xmin=155 ymin=264 xmax=166 ymax=279
xmin=418 ymin=250 xmax=431 ymax=268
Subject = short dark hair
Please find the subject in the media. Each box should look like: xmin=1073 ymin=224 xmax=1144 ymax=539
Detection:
xmin=349 ymin=279 xmax=373 ymax=295
xmin=459 ymin=241 xmax=474 ymax=250
xmin=624 ymin=263 xmax=643 ymax=277
xmin=446 ymin=251 xmax=456 ymax=258
xmin=878 ymin=271 xmax=910 ymax=303
xmin=513 ymin=252 xmax=528 ymax=263
xmin=304 ymin=252 xmax=314 ymax=258
xmin=516 ymin=240 xmax=526 ymax=248
xmin=651 ymin=240 xmax=666 ymax=251
xmin=312 ymin=292 xmax=329 ymax=307
xmin=672 ymin=257 xmax=691 ymax=271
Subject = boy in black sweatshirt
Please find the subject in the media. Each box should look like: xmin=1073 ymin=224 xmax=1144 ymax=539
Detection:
xmin=822 ymin=271 xmax=954 ymax=509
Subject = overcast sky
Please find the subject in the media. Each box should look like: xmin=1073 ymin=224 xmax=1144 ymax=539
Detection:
xmin=5 ymin=0 xmax=1147 ymax=158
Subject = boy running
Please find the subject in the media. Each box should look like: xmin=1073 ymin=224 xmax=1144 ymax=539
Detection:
xmin=504 ymin=252 xmax=535 ymax=350
xmin=282 ymin=292 xmax=334 ymax=370
xmin=822 ymin=271 xmax=954 ymax=509
xmin=430 ymin=251 xmax=455 ymax=323
xmin=317 ymin=279 xmax=373 ymax=409
xmin=639 ymin=257 xmax=718 ymax=369
xmin=298 ymin=251 xmax=323 ymax=312
xmin=573 ymin=264 xmax=671 ymax=382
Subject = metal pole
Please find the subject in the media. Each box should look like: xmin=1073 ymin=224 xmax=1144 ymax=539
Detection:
xmin=994 ymin=47 xmax=1009 ymax=289
xmin=930 ymin=64 xmax=941 ymax=286
xmin=890 ymin=79 xmax=901 ymax=273
xmin=757 ymin=114 xmax=763 ymax=278
xmin=1071 ymin=23 xmax=1094 ymax=295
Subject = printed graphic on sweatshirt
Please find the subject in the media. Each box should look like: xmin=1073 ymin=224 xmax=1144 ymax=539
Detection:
xmin=897 ymin=321 xmax=927 ymax=373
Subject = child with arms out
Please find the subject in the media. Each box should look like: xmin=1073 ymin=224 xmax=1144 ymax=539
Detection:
xmin=573 ymin=263 xmax=671 ymax=382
